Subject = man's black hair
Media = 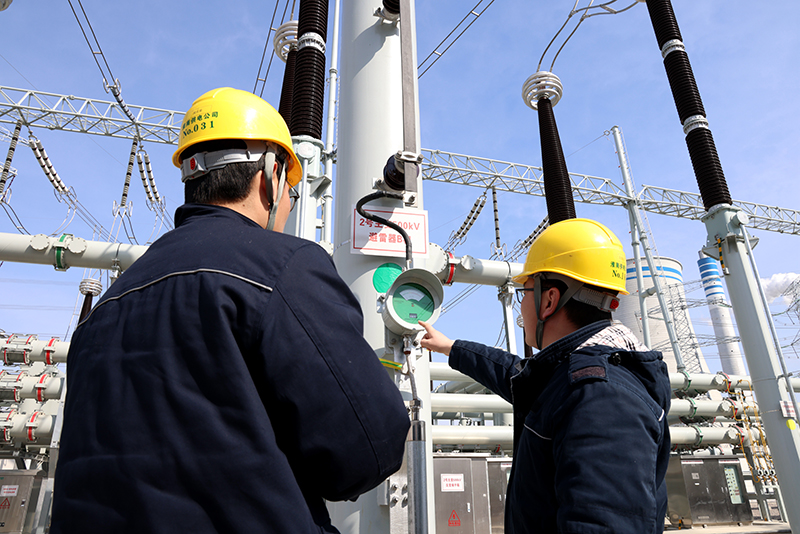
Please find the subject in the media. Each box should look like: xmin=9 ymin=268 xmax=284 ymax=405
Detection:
xmin=182 ymin=139 xmax=286 ymax=206
xmin=541 ymin=278 xmax=613 ymax=328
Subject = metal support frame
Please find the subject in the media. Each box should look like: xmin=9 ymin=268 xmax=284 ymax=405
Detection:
xmin=705 ymin=205 xmax=800 ymax=528
xmin=0 ymin=86 xmax=181 ymax=144
xmin=611 ymin=126 xmax=685 ymax=367
xmin=421 ymin=148 xmax=800 ymax=236
xmin=3 ymin=87 xmax=798 ymax=237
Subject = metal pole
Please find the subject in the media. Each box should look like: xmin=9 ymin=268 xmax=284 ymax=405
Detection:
xmin=398 ymin=0 xmax=420 ymax=195
xmin=611 ymin=126 xmax=684 ymax=367
xmin=298 ymin=156 xmax=309 ymax=238
xmin=494 ymin=281 xmax=516 ymax=426
xmin=321 ymin=0 xmax=341 ymax=247
xmin=499 ymin=282 xmax=517 ymax=356
xmin=702 ymin=204 xmax=800 ymax=530
xmin=627 ymin=208 xmax=651 ymax=347
xmin=330 ymin=0 xmax=432 ymax=531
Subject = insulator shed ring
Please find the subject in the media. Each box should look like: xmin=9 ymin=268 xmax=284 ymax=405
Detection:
xmin=273 ymin=21 xmax=299 ymax=62
xmin=522 ymin=71 xmax=563 ymax=111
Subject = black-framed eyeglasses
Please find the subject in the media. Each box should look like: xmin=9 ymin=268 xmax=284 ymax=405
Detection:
xmin=288 ymin=186 xmax=299 ymax=212
xmin=515 ymin=287 xmax=536 ymax=304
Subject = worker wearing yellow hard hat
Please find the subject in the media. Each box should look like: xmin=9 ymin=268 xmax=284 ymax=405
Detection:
xmin=172 ymin=87 xmax=302 ymax=230
xmin=512 ymin=217 xmax=629 ymax=349
xmin=420 ymin=217 xmax=670 ymax=533
xmin=51 ymin=88 xmax=410 ymax=534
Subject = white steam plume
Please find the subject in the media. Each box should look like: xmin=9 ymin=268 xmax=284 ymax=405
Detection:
xmin=760 ymin=273 xmax=800 ymax=305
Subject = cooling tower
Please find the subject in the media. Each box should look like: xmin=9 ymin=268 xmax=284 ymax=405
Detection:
xmin=698 ymin=255 xmax=747 ymax=376
xmin=617 ymin=257 xmax=710 ymax=374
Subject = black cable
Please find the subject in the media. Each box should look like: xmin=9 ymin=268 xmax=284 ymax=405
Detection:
xmin=355 ymin=192 xmax=412 ymax=263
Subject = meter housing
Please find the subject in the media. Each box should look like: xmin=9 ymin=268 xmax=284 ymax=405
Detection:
xmin=382 ymin=268 xmax=444 ymax=335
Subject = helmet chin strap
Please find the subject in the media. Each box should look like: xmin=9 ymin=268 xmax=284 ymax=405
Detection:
xmin=263 ymin=151 xmax=287 ymax=231
xmin=533 ymin=273 xmax=584 ymax=349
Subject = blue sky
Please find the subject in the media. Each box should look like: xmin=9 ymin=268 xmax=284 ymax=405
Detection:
xmin=1 ymin=1 xmax=799 ymax=374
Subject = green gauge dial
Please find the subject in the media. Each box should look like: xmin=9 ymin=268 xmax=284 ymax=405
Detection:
xmin=392 ymin=282 xmax=435 ymax=323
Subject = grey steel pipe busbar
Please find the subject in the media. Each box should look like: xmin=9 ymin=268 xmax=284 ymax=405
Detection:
xmin=430 ymin=362 xmax=800 ymax=394
xmin=0 ymin=232 xmax=146 ymax=272
xmin=430 ymin=425 xmax=746 ymax=449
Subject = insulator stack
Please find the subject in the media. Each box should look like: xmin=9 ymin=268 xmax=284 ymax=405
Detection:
xmin=522 ymin=71 xmax=575 ymax=224
xmin=492 ymin=187 xmax=502 ymax=250
xmin=0 ymin=121 xmax=22 ymax=197
xmin=274 ymin=21 xmax=299 ymax=125
xmin=537 ymin=98 xmax=576 ymax=224
xmin=447 ymin=193 xmax=486 ymax=249
xmin=290 ymin=0 xmax=328 ymax=139
xmin=645 ymin=0 xmax=732 ymax=210
xmin=30 ymin=138 xmax=69 ymax=194
xmin=137 ymin=153 xmax=154 ymax=201
xmin=143 ymin=152 xmax=160 ymax=203
xmin=121 ymin=138 xmax=138 ymax=208
xmin=108 ymin=83 xmax=137 ymax=124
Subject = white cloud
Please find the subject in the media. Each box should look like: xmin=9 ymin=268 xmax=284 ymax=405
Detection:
xmin=760 ymin=273 xmax=800 ymax=305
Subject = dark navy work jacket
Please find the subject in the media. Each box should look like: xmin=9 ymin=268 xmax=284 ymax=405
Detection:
xmin=51 ymin=204 xmax=410 ymax=534
xmin=450 ymin=320 xmax=671 ymax=533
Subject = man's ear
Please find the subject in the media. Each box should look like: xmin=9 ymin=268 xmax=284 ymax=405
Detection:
xmin=539 ymin=287 xmax=561 ymax=321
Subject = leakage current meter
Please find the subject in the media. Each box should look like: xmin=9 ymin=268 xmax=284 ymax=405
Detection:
xmin=381 ymin=268 xmax=444 ymax=335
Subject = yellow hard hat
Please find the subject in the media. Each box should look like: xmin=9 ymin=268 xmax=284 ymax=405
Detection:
xmin=512 ymin=218 xmax=629 ymax=294
xmin=172 ymin=87 xmax=302 ymax=187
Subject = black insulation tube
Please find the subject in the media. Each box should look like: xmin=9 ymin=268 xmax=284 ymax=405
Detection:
xmin=78 ymin=294 xmax=94 ymax=323
xmin=290 ymin=0 xmax=329 ymax=139
xmin=278 ymin=48 xmax=297 ymax=125
xmin=537 ymin=98 xmax=576 ymax=224
xmin=645 ymin=0 xmax=682 ymax=48
xmin=382 ymin=0 xmax=400 ymax=15
xmin=290 ymin=47 xmax=326 ymax=138
xmin=686 ymin=128 xmax=732 ymax=210
xmin=646 ymin=0 xmax=732 ymax=209
xmin=298 ymin=0 xmax=328 ymax=41
xmin=663 ymin=51 xmax=705 ymax=123
xmin=356 ymin=191 xmax=412 ymax=264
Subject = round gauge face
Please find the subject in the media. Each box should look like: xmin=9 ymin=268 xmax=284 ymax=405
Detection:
xmin=392 ymin=282 xmax=435 ymax=324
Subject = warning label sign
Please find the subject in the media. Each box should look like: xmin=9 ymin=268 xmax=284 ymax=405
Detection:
xmin=440 ymin=473 xmax=465 ymax=492
xmin=0 ymin=498 xmax=10 ymax=509
xmin=448 ymin=510 xmax=461 ymax=527
xmin=351 ymin=206 xmax=429 ymax=258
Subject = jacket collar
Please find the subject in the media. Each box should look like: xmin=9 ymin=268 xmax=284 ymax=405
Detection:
xmin=525 ymin=319 xmax=612 ymax=368
xmin=174 ymin=203 xmax=263 ymax=229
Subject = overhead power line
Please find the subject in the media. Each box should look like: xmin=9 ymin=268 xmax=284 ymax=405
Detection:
xmin=254 ymin=0 xmax=296 ymax=97
xmin=538 ymin=0 xmax=641 ymax=73
xmin=418 ymin=0 xmax=495 ymax=78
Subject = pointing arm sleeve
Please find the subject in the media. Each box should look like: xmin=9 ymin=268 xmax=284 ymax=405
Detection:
xmin=448 ymin=340 xmax=519 ymax=403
